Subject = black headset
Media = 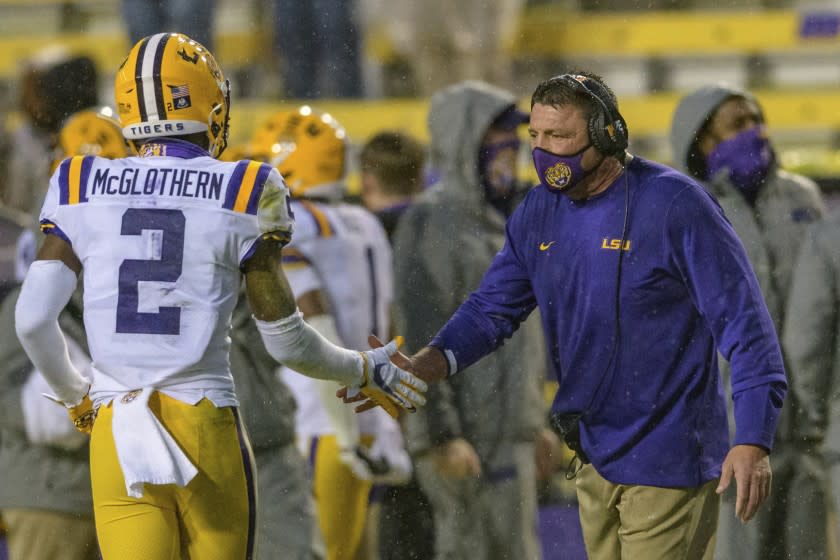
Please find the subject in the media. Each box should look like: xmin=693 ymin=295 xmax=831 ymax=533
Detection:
xmin=553 ymin=74 xmax=629 ymax=157
xmin=547 ymin=75 xmax=632 ymax=478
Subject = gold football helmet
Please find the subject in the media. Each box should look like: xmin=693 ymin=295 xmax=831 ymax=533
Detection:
xmin=114 ymin=32 xmax=230 ymax=157
xmin=57 ymin=107 xmax=128 ymax=159
xmin=217 ymin=142 xmax=251 ymax=163
xmin=52 ymin=107 xmax=128 ymax=172
xmin=250 ymin=106 xmax=346 ymax=198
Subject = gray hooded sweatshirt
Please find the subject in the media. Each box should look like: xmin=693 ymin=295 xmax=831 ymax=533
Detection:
xmin=785 ymin=214 xmax=840 ymax=459
xmin=229 ymin=294 xmax=297 ymax=451
xmin=0 ymin=287 xmax=92 ymax=516
xmin=670 ymin=85 xmax=824 ymax=444
xmin=393 ymin=81 xmax=545 ymax=463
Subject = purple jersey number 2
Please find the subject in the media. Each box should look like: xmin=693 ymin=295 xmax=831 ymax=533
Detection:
xmin=116 ymin=208 xmax=185 ymax=334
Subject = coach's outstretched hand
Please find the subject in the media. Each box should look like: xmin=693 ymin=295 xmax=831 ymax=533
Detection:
xmin=340 ymin=335 xmax=427 ymax=418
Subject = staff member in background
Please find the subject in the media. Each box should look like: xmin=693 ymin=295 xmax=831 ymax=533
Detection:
xmin=671 ymin=84 xmax=828 ymax=560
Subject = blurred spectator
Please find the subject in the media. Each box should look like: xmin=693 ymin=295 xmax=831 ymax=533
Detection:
xmin=0 ymin=208 xmax=31 ymax=304
xmin=3 ymin=48 xmax=98 ymax=215
xmin=784 ymin=210 xmax=840 ymax=558
xmin=0 ymin=104 xmax=138 ymax=560
xmin=0 ymin=116 xmax=10 ymax=202
xmin=359 ymin=130 xmax=426 ymax=239
xmin=273 ymin=0 xmax=362 ymax=98
xmin=670 ymin=84 xmax=828 ymax=560
xmin=400 ymin=0 xmax=525 ymax=95
xmin=121 ymin=1 xmax=216 ymax=50
xmin=393 ymin=81 xmax=554 ymax=559
xmin=358 ymin=130 xmax=435 ymax=560
xmin=0 ymin=262 xmax=96 ymax=560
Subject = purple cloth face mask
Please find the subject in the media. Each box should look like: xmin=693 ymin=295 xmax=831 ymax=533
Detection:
xmin=479 ymin=138 xmax=521 ymax=202
xmin=706 ymin=127 xmax=774 ymax=195
xmin=532 ymin=145 xmax=591 ymax=191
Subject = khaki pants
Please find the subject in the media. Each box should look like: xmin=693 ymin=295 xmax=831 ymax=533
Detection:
xmin=576 ymin=464 xmax=719 ymax=560
xmin=2 ymin=508 xmax=98 ymax=560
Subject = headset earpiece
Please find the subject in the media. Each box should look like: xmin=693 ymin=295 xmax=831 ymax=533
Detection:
xmin=556 ymin=74 xmax=629 ymax=157
xmin=588 ymin=109 xmax=609 ymax=155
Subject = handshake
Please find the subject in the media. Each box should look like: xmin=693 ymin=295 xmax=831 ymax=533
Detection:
xmin=341 ymin=335 xmax=428 ymax=418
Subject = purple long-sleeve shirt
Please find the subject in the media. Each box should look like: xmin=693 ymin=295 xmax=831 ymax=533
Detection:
xmin=431 ymin=157 xmax=786 ymax=487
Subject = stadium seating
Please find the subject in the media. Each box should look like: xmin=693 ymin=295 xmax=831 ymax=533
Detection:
xmin=1 ymin=2 xmax=838 ymax=177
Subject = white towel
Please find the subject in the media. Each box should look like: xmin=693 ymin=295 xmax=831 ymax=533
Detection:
xmin=111 ymin=388 xmax=198 ymax=498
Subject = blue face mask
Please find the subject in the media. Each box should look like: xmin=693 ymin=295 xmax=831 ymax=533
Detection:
xmin=532 ymin=144 xmax=591 ymax=192
xmin=706 ymin=127 xmax=774 ymax=197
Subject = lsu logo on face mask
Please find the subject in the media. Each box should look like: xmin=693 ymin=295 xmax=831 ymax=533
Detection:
xmin=601 ymin=238 xmax=631 ymax=251
xmin=545 ymin=161 xmax=572 ymax=189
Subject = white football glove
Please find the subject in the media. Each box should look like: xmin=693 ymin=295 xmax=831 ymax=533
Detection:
xmin=352 ymin=338 xmax=427 ymax=417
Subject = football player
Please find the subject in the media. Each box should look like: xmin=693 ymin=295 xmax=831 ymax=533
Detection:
xmin=14 ymin=33 xmax=426 ymax=560
xmin=251 ymin=107 xmax=413 ymax=560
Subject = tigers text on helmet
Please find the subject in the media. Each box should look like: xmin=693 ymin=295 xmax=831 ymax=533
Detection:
xmin=250 ymin=106 xmax=347 ymax=199
xmin=53 ymin=107 xmax=128 ymax=171
xmin=114 ymin=32 xmax=230 ymax=158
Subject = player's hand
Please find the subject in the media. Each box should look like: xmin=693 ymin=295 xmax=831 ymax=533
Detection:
xmin=716 ymin=444 xmax=772 ymax=524
xmin=43 ymin=389 xmax=97 ymax=434
xmin=432 ymin=437 xmax=481 ymax=479
xmin=339 ymin=447 xmax=374 ymax=481
xmin=340 ymin=335 xmax=427 ymax=417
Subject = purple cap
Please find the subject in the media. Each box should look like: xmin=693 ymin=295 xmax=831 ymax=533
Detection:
xmin=491 ymin=106 xmax=529 ymax=130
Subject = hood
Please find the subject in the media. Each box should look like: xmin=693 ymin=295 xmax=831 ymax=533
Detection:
xmin=427 ymin=80 xmax=521 ymax=205
xmin=669 ymin=84 xmax=756 ymax=176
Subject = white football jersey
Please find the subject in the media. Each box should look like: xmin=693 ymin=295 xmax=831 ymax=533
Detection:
xmin=39 ymin=142 xmax=293 ymax=405
xmin=280 ymin=199 xmax=394 ymax=437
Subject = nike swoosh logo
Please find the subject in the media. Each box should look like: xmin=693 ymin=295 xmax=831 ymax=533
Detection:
xmin=539 ymin=241 xmax=555 ymax=251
